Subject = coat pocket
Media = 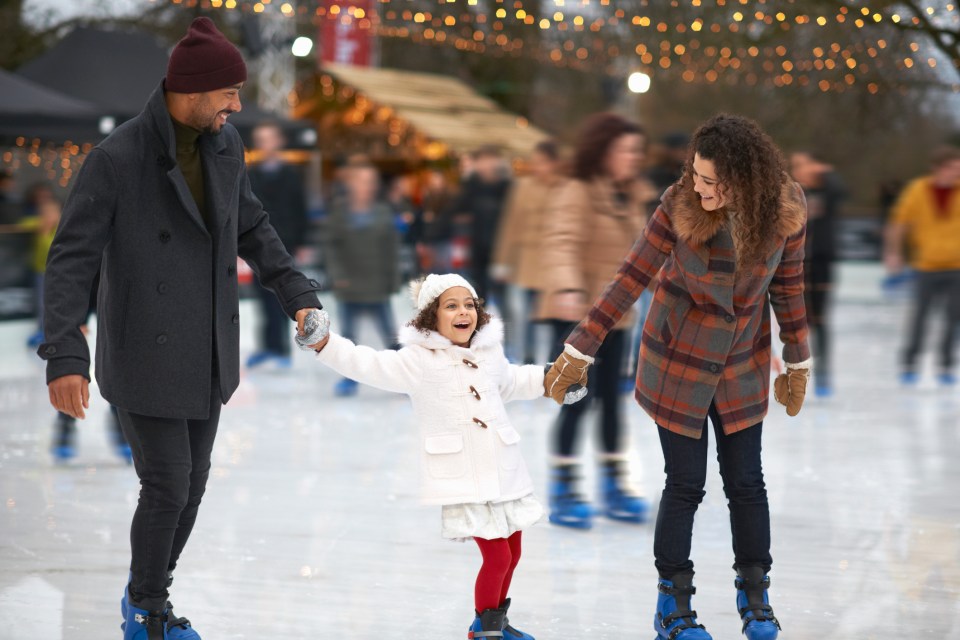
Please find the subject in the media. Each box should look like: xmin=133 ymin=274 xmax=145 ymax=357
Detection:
xmin=496 ymin=426 xmax=522 ymax=470
xmin=424 ymin=433 xmax=466 ymax=479
xmin=660 ymin=297 xmax=690 ymax=348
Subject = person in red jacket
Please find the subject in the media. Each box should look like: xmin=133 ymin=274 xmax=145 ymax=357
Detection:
xmin=545 ymin=114 xmax=811 ymax=640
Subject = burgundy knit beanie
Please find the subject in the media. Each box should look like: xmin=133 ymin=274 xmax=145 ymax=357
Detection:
xmin=165 ymin=17 xmax=247 ymax=93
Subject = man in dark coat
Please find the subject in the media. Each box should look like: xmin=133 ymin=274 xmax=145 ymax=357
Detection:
xmin=246 ymin=120 xmax=309 ymax=368
xmin=38 ymin=18 xmax=327 ymax=638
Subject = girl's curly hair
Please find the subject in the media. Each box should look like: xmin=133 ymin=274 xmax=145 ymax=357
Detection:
xmin=676 ymin=114 xmax=788 ymax=265
xmin=409 ymin=295 xmax=493 ymax=338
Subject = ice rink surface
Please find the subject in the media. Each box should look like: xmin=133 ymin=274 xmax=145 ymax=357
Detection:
xmin=1 ymin=264 xmax=958 ymax=639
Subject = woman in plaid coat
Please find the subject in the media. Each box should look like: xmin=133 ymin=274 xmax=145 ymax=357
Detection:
xmin=544 ymin=114 xmax=811 ymax=640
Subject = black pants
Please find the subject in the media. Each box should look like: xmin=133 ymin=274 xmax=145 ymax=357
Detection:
xmin=256 ymin=278 xmax=291 ymax=357
xmin=549 ymin=321 xmax=627 ymax=457
xmin=903 ymin=269 xmax=960 ymax=373
xmin=339 ymin=301 xmax=400 ymax=350
xmin=117 ymin=382 xmax=222 ymax=612
xmin=654 ymin=403 xmax=771 ymax=578
xmin=804 ymin=258 xmax=833 ymax=384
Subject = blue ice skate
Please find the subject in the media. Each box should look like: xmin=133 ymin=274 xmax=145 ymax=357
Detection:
xmin=735 ymin=567 xmax=780 ymax=640
xmin=548 ymin=465 xmax=593 ymax=529
xmin=122 ymin=599 xmax=167 ymax=640
xmin=653 ymin=574 xmax=712 ymax=640
xmin=123 ymin=575 xmax=200 ymax=639
xmin=334 ymin=378 xmax=358 ymax=397
xmin=468 ymin=607 xmax=506 ymax=639
xmin=600 ymin=459 xmax=649 ymax=523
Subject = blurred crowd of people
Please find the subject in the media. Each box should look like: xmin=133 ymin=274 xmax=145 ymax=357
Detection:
xmin=2 ymin=114 xmax=959 ymax=479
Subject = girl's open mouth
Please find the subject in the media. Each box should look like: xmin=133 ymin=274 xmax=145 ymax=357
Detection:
xmin=454 ymin=322 xmax=472 ymax=330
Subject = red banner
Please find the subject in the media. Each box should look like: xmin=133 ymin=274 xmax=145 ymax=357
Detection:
xmin=319 ymin=0 xmax=374 ymax=67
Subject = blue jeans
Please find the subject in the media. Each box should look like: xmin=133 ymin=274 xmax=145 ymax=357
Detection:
xmin=653 ymin=403 xmax=771 ymax=578
xmin=339 ymin=301 xmax=400 ymax=350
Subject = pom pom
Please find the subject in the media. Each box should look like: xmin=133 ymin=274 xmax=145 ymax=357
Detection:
xmin=408 ymin=278 xmax=426 ymax=307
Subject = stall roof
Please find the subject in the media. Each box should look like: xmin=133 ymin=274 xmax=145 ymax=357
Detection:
xmin=0 ymin=68 xmax=102 ymax=141
xmin=322 ymin=63 xmax=550 ymax=156
xmin=17 ymin=26 xmax=316 ymax=146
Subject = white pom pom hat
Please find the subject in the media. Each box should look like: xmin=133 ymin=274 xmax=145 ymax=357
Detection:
xmin=410 ymin=273 xmax=478 ymax=311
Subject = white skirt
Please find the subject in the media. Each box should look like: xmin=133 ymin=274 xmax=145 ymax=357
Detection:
xmin=440 ymin=494 xmax=544 ymax=541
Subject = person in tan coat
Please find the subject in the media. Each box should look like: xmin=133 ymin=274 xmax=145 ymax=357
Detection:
xmin=538 ymin=113 xmax=653 ymax=529
xmin=492 ymin=140 xmax=565 ymax=363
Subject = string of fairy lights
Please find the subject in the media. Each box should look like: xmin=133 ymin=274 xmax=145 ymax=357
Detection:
xmin=1 ymin=139 xmax=93 ymax=189
xmin=160 ymin=0 xmax=960 ymax=95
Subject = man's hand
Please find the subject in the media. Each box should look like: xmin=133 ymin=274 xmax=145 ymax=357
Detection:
xmin=296 ymin=308 xmax=331 ymax=351
xmin=48 ymin=374 xmax=89 ymax=420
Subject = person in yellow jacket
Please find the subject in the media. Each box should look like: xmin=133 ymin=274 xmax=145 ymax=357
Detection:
xmin=884 ymin=145 xmax=960 ymax=385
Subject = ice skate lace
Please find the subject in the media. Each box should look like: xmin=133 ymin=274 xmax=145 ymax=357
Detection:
xmin=165 ymin=601 xmax=193 ymax=631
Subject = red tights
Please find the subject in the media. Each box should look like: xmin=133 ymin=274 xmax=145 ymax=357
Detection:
xmin=473 ymin=531 xmax=522 ymax=613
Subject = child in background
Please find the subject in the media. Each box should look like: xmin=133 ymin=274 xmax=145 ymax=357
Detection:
xmin=310 ymin=273 xmax=581 ymax=640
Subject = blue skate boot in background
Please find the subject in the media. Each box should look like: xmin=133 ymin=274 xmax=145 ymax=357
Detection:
xmin=654 ymin=573 xmax=712 ymax=640
xmin=468 ymin=607 xmax=506 ymax=639
xmin=51 ymin=413 xmax=77 ymax=462
xmin=500 ymin=598 xmax=534 ymax=640
xmin=548 ymin=463 xmax=593 ymax=530
xmin=735 ymin=566 xmax=780 ymax=640
xmin=599 ymin=457 xmax=649 ymax=523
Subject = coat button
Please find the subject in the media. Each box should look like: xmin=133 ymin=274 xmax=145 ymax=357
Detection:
xmin=462 ymin=358 xmax=478 ymax=369
xmin=709 ymin=363 xmax=719 ymax=373
xmin=472 ymin=417 xmax=488 ymax=429
xmin=725 ymin=314 xmax=735 ymax=323
xmin=227 ymin=264 xmax=236 ymax=276
xmin=232 ymin=314 xmax=240 ymax=325
xmin=156 ymin=334 xmax=168 ymax=345
xmin=157 ymin=282 xmax=168 ymax=294
xmin=159 ymin=230 xmax=171 ymax=243
xmin=469 ymin=385 xmax=481 ymax=400
xmin=44 ymin=345 xmax=57 ymax=355
xmin=309 ymin=279 xmax=319 ymax=288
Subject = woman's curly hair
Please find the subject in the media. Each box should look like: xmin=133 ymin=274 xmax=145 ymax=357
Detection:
xmin=409 ymin=295 xmax=493 ymax=337
xmin=677 ymin=114 xmax=788 ymax=265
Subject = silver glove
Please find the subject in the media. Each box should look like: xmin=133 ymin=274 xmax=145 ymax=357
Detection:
xmin=563 ymin=384 xmax=589 ymax=405
xmin=295 ymin=308 xmax=331 ymax=350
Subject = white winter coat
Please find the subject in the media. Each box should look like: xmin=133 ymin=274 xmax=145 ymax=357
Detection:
xmin=315 ymin=318 xmax=545 ymax=505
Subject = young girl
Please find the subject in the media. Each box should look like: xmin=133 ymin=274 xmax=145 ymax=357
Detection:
xmin=311 ymin=273 xmax=555 ymax=640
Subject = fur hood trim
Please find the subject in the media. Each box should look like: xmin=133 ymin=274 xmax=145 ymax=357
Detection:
xmin=667 ymin=180 xmax=807 ymax=246
xmin=398 ymin=316 xmax=505 ymax=351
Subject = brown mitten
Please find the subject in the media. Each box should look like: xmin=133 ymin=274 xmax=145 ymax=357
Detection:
xmin=774 ymin=367 xmax=809 ymax=416
xmin=544 ymin=348 xmax=592 ymax=405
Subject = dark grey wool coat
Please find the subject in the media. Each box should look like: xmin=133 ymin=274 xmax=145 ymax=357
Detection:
xmin=38 ymin=83 xmax=322 ymax=419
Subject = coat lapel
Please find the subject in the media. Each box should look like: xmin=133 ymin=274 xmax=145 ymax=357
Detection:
xmin=166 ymin=165 xmax=209 ymax=235
xmin=201 ymin=134 xmax=241 ymax=236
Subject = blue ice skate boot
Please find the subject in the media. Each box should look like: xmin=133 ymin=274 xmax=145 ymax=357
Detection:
xmin=734 ymin=566 xmax=781 ymax=640
xmin=468 ymin=607 xmax=506 ymax=639
xmin=123 ymin=575 xmax=199 ymax=639
xmin=548 ymin=464 xmax=593 ymax=529
xmin=653 ymin=573 xmax=712 ymax=640
xmin=334 ymin=378 xmax=358 ymax=397
xmin=123 ymin=599 xmax=168 ymax=640
xmin=600 ymin=458 xmax=649 ymax=523
xmin=938 ymin=371 xmax=957 ymax=386
xmin=899 ymin=370 xmax=919 ymax=386
xmin=51 ymin=413 xmax=77 ymax=462
xmin=500 ymin=598 xmax=534 ymax=640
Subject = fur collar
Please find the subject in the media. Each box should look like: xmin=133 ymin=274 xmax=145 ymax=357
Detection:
xmin=398 ymin=316 xmax=505 ymax=352
xmin=668 ymin=181 xmax=807 ymax=246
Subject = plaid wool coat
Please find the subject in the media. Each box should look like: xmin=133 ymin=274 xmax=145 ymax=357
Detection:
xmin=566 ymin=182 xmax=811 ymax=439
